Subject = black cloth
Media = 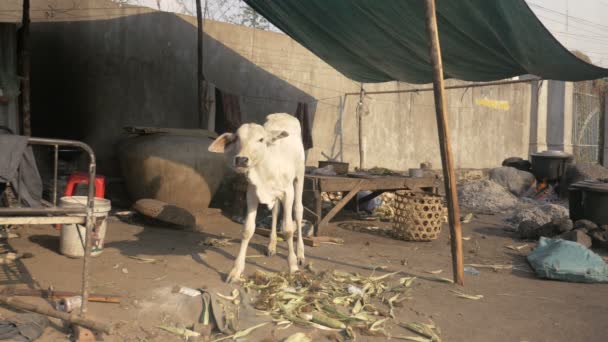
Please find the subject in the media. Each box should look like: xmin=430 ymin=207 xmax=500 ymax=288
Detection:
xmin=0 ymin=134 xmax=27 ymax=184
xmin=0 ymin=313 xmax=48 ymax=341
xmin=215 ymin=88 xmax=243 ymax=133
xmin=0 ymin=134 xmax=42 ymax=207
xmin=295 ymin=102 xmax=313 ymax=150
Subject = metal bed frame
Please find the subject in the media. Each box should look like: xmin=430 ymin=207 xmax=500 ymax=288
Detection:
xmin=0 ymin=137 xmax=97 ymax=316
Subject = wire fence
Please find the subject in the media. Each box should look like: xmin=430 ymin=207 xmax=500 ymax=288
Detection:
xmin=572 ymin=81 xmax=603 ymax=163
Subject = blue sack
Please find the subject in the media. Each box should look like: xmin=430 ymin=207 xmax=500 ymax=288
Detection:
xmin=527 ymin=237 xmax=608 ymax=283
xmin=356 ymin=191 xmax=382 ymax=213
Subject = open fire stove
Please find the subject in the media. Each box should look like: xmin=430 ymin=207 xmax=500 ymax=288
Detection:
xmin=529 ymin=150 xmax=573 ymax=199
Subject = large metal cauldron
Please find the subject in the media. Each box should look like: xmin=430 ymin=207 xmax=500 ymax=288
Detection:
xmin=117 ymin=132 xmax=230 ymax=213
xmin=530 ymin=150 xmax=573 ymax=181
xmin=569 ymin=180 xmax=608 ymax=224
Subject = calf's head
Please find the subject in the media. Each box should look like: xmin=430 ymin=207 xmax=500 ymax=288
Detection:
xmin=208 ymin=123 xmax=289 ymax=173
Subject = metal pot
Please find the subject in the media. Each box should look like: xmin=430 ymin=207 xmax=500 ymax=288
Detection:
xmin=409 ymin=168 xmax=424 ymax=178
xmin=569 ymin=180 xmax=608 ymax=225
xmin=530 ymin=150 xmax=572 ymax=181
xmin=318 ymin=161 xmax=349 ymax=175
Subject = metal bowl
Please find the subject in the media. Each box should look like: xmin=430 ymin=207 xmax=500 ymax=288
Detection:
xmin=318 ymin=161 xmax=349 ymax=175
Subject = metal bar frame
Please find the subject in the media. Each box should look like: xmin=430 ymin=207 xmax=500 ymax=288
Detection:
xmin=0 ymin=137 xmax=96 ymax=317
xmin=1 ymin=208 xmax=91 ymax=215
xmin=343 ymin=78 xmax=540 ymax=96
xmin=0 ymin=216 xmax=86 ymax=225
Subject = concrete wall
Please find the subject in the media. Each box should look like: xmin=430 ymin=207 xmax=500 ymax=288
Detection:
xmin=202 ymin=21 xmax=533 ymax=170
xmin=30 ymin=12 xmax=199 ymax=175
xmin=29 ymin=11 xmax=316 ymax=175
xmin=528 ymin=79 xmax=575 ymax=155
xmin=27 ymin=5 xmax=537 ymax=175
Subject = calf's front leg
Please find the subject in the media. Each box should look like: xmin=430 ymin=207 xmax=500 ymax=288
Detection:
xmin=226 ymin=187 xmax=259 ymax=283
xmin=267 ymin=203 xmax=279 ymax=257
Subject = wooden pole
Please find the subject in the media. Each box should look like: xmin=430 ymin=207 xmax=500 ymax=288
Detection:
xmin=603 ymin=93 xmax=608 ymax=166
xmin=19 ymin=0 xmax=31 ymax=136
xmin=599 ymin=91 xmax=606 ymax=165
xmin=357 ymin=84 xmax=365 ymax=170
xmin=3 ymin=288 xmax=121 ymax=304
xmin=423 ymin=0 xmax=464 ymax=286
xmin=0 ymin=295 xmax=112 ymax=334
xmin=79 ymin=162 xmax=96 ymax=315
xmin=196 ymin=0 xmax=208 ymax=129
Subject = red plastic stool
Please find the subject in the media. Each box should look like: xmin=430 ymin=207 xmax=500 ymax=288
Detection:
xmin=64 ymin=172 xmax=106 ymax=198
xmin=55 ymin=172 xmax=106 ymax=230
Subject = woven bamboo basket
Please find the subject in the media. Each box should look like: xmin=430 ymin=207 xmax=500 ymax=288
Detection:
xmin=392 ymin=190 xmax=444 ymax=241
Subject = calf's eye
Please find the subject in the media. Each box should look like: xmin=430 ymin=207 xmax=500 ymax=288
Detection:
xmin=259 ymin=138 xmax=264 ymax=142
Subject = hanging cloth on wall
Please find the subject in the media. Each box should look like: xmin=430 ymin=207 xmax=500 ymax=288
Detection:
xmin=202 ymin=81 xmax=216 ymax=132
xmin=295 ymin=102 xmax=313 ymax=150
xmin=216 ymin=89 xmax=243 ymax=133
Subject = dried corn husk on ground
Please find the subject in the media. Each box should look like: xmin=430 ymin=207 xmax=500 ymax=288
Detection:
xmin=398 ymin=321 xmax=442 ymax=342
xmin=372 ymin=192 xmax=397 ymax=220
xmin=373 ymin=205 xmax=395 ymax=221
xmin=321 ymin=192 xmax=344 ymax=206
xmin=380 ymin=192 xmax=396 ymax=206
xmin=243 ymin=267 xmax=415 ymax=339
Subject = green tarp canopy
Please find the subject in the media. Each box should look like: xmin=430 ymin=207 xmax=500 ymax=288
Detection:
xmin=244 ymin=0 xmax=608 ymax=84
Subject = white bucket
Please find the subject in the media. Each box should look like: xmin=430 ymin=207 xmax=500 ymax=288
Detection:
xmin=59 ymin=196 xmax=111 ymax=258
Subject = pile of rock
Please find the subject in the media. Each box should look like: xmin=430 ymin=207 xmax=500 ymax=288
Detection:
xmin=507 ymin=203 xmax=569 ymax=227
xmin=518 ymin=218 xmax=608 ymax=250
xmin=456 ymin=164 xmax=547 ymax=214
xmin=565 ymin=162 xmax=608 ymax=190
xmin=434 ymin=169 xmax=489 ymax=183
xmin=489 ymin=166 xmax=536 ymax=197
xmin=458 ymin=179 xmax=520 ymax=214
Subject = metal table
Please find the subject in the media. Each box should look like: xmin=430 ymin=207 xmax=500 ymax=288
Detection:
xmin=304 ymin=174 xmax=440 ymax=235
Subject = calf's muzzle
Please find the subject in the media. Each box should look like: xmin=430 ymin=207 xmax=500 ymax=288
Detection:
xmin=235 ymin=156 xmax=249 ymax=168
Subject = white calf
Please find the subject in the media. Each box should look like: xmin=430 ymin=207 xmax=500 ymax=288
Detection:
xmin=209 ymin=113 xmax=306 ymax=283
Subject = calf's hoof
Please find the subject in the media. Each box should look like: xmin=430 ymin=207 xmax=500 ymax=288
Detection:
xmin=297 ymin=255 xmax=306 ymax=266
xmin=225 ymin=268 xmax=243 ymax=284
xmin=266 ymin=245 xmax=276 ymax=257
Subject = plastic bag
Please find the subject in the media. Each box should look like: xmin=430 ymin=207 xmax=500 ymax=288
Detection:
xmin=527 ymin=237 xmax=608 ymax=283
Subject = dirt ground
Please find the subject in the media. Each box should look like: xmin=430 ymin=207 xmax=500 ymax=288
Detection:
xmin=2 ymin=208 xmax=608 ymax=342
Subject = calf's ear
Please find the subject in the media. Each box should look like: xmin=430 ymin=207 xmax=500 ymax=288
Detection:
xmin=208 ymin=133 xmax=236 ymax=153
xmin=267 ymin=130 xmax=289 ymax=144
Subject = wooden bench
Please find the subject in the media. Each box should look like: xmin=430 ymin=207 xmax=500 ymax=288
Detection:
xmin=304 ymin=174 xmax=440 ymax=235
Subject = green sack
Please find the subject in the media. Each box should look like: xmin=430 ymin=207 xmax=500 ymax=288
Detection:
xmin=527 ymin=237 xmax=608 ymax=283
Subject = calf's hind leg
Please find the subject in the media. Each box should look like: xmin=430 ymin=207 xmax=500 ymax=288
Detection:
xmin=294 ymin=175 xmax=305 ymax=265
xmin=282 ymin=187 xmax=298 ymax=273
